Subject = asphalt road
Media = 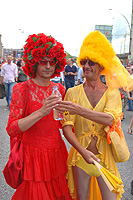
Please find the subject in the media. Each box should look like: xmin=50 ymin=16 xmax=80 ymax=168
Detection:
xmin=0 ymin=98 xmax=133 ymax=200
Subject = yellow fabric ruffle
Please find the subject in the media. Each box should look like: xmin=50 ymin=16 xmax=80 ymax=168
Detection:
xmin=103 ymin=56 xmax=133 ymax=92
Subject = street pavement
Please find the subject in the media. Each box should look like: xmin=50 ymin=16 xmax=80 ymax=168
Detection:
xmin=0 ymin=98 xmax=133 ymax=200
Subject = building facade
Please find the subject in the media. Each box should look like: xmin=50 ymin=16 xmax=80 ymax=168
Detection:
xmin=3 ymin=48 xmax=23 ymax=59
xmin=95 ymin=25 xmax=113 ymax=43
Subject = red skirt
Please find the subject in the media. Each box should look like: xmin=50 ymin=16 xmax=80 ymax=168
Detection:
xmin=11 ymin=140 xmax=72 ymax=200
xmin=11 ymin=177 xmax=71 ymax=200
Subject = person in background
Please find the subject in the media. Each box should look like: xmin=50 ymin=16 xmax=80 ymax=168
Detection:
xmin=131 ymin=67 xmax=133 ymax=78
xmin=120 ymin=59 xmax=125 ymax=67
xmin=77 ymin=67 xmax=84 ymax=85
xmin=128 ymin=61 xmax=133 ymax=72
xmin=60 ymin=71 xmax=65 ymax=85
xmin=13 ymin=57 xmax=17 ymax=64
xmin=0 ymin=57 xmax=2 ymax=71
xmin=6 ymin=33 xmax=72 ymax=200
xmin=0 ymin=54 xmax=18 ymax=107
xmin=17 ymin=59 xmax=28 ymax=83
xmin=65 ymin=58 xmax=77 ymax=91
xmin=50 ymin=73 xmax=62 ymax=84
xmin=1 ymin=58 xmax=7 ymax=67
xmin=125 ymin=65 xmax=133 ymax=111
xmin=73 ymin=61 xmax=80 ymax=84
xmin=127 ymin=90 xmax=133 ymax=134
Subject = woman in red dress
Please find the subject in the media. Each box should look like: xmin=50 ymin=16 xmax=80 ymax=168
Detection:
xmin=6 ymin=33 xmax=72 ymax=200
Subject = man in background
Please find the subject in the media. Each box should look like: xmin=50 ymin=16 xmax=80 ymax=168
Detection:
xmin=0 ymin=54 xmax=18 ymax=107
xmin=64 ymin=58 xmax=77 ymax=91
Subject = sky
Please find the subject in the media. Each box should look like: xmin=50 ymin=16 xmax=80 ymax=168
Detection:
xmin=0 ymin=0 xmax=132 ymax=56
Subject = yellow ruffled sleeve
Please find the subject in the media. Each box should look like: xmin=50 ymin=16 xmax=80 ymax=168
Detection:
xmin=104 ymin=88 xmax=122 ymax=124
xmin=61 ymin=88 xmax=76 ymax=127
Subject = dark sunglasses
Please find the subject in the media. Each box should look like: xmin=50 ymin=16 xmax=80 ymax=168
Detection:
xmin=80 ymin=60 xmax=96 ymax=66
xmin=39 ymin=59 xmax=57 ymax=66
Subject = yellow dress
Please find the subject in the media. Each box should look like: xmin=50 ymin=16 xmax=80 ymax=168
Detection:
xmin=62 ymin=84 xmax=124 ymax=200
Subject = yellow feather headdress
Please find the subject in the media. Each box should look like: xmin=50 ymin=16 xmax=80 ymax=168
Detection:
xmin=77 ymin=31 xmax=133 ymax=91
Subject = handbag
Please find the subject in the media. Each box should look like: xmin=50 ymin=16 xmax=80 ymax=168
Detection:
xmin=3 ymin=82 xmax=28 ymax=189
xmin=3 ymin=136 xmax=23 ymax=189
xmin=0 ymin=84 xmax=5 ymax=99
xmin=105 ymin=115 xmax=130 ymax=163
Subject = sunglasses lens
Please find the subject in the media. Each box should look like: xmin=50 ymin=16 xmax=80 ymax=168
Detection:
xmin=39 ymin=59 xmax=57 ymax=66
xmin=80 ymin=59 xmax=96 ymax=66
xmin=50 ymin=60 xmax=57 ymax=66
xmin=80 ymin=60 xmax=87 ymax=65
xmin=39 ymin=60 xmax=47 ymax=65
xmin=89 ymin=61 xmax=95 ymax=66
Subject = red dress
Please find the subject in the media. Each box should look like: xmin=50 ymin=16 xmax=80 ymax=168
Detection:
xmin=6 ymin=79 xmax=72 ymax=200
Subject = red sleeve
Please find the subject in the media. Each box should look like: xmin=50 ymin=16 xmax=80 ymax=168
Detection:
xmin=6 ymin=82 xmax=27 ymax=138
xmin=58 ymin=83 xmax=66 ymax=100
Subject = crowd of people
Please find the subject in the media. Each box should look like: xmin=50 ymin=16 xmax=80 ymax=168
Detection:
xmin=0 ymin=31 xmax=133 ymax=200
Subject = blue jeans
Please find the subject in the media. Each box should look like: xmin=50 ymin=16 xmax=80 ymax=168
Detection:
xmin=65 ymin=79 xmax=75 ymax=91
xmin=4 ymin=82 xmax=16 ymax=106
xmin=128 ymin=92 xmax=133 ymax=111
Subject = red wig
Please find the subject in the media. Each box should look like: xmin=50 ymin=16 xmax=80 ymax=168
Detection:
xmin=23 ymin=33 xmax=66 ymax=78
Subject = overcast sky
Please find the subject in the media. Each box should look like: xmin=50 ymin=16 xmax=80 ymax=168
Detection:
xmin=0 ymin=0 xmax=132 ymax=56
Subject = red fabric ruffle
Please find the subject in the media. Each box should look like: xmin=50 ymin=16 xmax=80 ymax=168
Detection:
xmin=11 ymin=178 xmax=72 ymax=200
xmin=23 ymin=141 xmax=68 ymax=181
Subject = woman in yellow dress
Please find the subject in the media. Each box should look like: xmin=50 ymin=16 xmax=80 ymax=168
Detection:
xmin=56 ymin=31 xmax=133 ymax=200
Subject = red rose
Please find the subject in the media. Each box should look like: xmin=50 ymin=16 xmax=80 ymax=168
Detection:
xmin=46 ymin=36 xmax=56 ymax=44
xmin=23 ymin=53 xmax=28 ymax=63
xmin=37 ymin=33 xmax=47 ymax=38
xmin=24 ymin=40 xmax=35 ymax=50
xmin=27 ymin=58 xmax=36 ymax=65
xmin=27 ymin=45 xmax=34 ymax=53
xmin=28 ymin=66 xmax=35 ymax=78
xmin=23 ymin=63 xmax=29 ymax=75
xmin=47 ymin=46 xmax=57 ymax=59
xmin=56 ymin=42 xmax=64 ymax=49
xmin=35 ymin=37 xmax=47 ymax=47
xmin=23 ymin=50 xmax=28 ymax=59
xmin=55 ymin=67 xmax=63 ymax=73
xmin=56 ymin=50 xmax=66 ymax=61
xmin=31 ymin=47 xmax=42 ymax=62
xmin=41 ymin=44 xmax=49 ymax=57
xmin=58 ymin=59 xmax=67 ymax=68
xmin=26 ymin=34 xmax=37 ymax=42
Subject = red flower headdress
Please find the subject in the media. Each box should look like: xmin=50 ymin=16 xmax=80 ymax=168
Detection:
xmin=23 ymin=33 xmax=67 ymax=78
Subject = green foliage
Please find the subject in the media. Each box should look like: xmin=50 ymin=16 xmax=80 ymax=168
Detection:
xmin=65 ymin=51 xmax=72 ymax=59
xmin=65 ymin=51 xmax=77 ymax=62
xmin=32 ymin=37 xmax=38 ymax=42
xmin=27 ymin=55 xmax=33 ymax=60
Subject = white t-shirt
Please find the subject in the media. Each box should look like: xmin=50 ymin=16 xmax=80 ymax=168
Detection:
xmin=1 ymin=63 xmax=18 ymax=83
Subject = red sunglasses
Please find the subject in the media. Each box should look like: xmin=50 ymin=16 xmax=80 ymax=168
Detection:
xmin=80 ymin=60 xmax=96 ymax=66
xmin=39 ymin=59 xmax=57 ymax=66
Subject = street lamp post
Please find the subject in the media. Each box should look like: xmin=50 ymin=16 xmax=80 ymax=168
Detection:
xmin=109 ymin=9 xmax=132 ymax=55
